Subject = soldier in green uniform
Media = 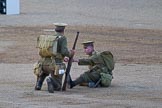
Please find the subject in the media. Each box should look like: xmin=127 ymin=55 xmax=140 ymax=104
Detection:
xmin=69 ymin=41 xmax=114 ymax=88
xmin=34 ymin=23 xmax=74 ymax=93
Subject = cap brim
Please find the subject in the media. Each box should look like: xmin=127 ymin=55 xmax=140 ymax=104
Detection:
xmin=53 ymin=23 xmax=68 ymax=27
xmin=82 ymin=41 xmax=94 ymax=44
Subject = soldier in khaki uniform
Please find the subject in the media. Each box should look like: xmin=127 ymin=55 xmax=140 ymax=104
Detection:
xmin=69 ymin=41 xmax=114 ymax=88
xmin=34 ymin=23 xmax=74 ymax=93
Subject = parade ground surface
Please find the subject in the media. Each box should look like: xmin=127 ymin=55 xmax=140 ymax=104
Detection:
xmin=0 ymin=0 xmax=162 ymax=108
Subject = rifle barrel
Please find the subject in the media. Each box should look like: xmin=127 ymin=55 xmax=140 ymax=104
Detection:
xmin=62 ymin=32 xmax=79 ymax=91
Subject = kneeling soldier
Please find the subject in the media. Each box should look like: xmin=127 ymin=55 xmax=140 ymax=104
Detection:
xmin=33 ymin=23 xmax=74 ymax=93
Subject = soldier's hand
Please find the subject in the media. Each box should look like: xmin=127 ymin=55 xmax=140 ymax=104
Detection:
xmin=64 ymin=57 xmax=69 ymax=62
xmin=64 ymin=57 xmax=78 ymax=62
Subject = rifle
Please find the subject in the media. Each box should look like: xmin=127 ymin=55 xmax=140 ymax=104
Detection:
xmin=62 ymin=32 xmax=79 ymax=91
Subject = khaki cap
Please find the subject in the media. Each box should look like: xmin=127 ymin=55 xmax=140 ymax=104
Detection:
xmin=53 ymin=23 xmax=68 ymax=31
xmin=82 ymin=41 xmax=94 ymax=48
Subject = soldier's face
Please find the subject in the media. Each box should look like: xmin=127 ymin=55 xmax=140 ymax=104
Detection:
xmin=84 ymin=46 xmax=93 ymax=55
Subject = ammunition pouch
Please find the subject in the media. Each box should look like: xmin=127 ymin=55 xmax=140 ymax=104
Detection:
xmin=33 ymin=61 xmax=42 ymax=77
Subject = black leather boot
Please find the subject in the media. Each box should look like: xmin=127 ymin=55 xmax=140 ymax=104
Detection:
xmin=35 ymin=74 xmax=46 ymax=90
xmin=46 ymin=77 xmax=54 ymax=93
xmin=69 ymin=80 xmax=75 ymax=89
xmin=52 ymin=78 xmax=61 ymax=91
xmin=69 ymin=77 xmax=84 ymax=89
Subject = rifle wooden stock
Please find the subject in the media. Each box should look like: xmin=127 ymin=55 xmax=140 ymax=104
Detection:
xmin=62 ymin=32 xmax=79 ymax=91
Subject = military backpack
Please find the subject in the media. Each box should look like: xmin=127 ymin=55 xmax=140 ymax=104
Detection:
xmin=99 ymin=51 xmax=114 ymax=87
xmin=100 ymin=51 xmax=115 ymax=71
xmin=37 ymin=35 xmax=60 ymax=57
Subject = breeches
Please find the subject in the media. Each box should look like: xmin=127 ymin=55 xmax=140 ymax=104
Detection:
xmin=42 ymin=64 xmax=64 ymax=91
xmin=80 ymin=70 xmax=100 ymax=83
